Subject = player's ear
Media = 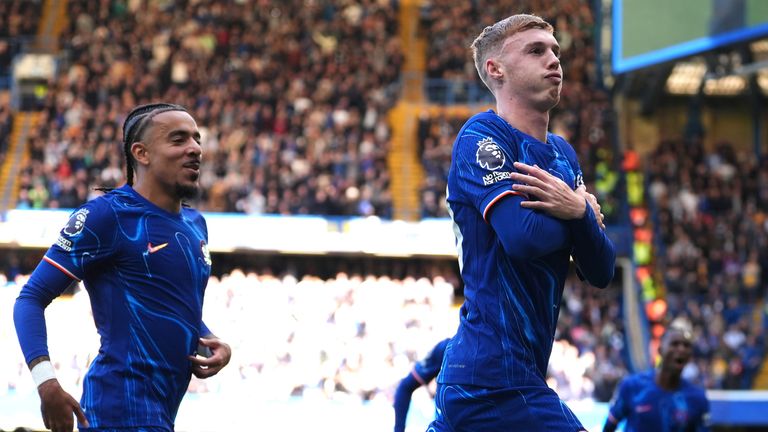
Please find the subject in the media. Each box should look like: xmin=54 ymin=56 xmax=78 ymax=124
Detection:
xmin=131 ymin=142 xmax=150 ymax=167
xmin=486 ymin=58 xmax=503 ymax=82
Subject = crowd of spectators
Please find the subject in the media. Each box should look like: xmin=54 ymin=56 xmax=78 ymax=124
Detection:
xmin=0 ymin=0 xmax=40 ymax=80
xmin=646 ymin=138 xmax=767 ymax=389
xmin=553 ymin=275 xmax=627 ymax=402
xmin=15 ymin=0 xmax=402 ymax=217
xmin=0 ymin=0 xmax=41 ymax=164
xmin=1 ymin=266 xmax=624 ymax=408
xmin=420 ymin=0 xmax=597 ymax=85
xmin=416 ymin=0 xmax=622 ymax=221
xmin=1 ymin=268 xmax=455 ymax=404
xmin=0 ymin=0 xmax=38 ymax=41
xmin=10 ymin=0 xmax=626 ymax=222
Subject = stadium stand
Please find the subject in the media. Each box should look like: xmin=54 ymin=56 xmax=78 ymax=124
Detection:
xmin=14 ymin=0 xmax=402 ymax=216
xmin=0 ymin=0 xmax=40 ymax=50
xmin=0 ymin=0 xmax=41 ymax=161
xmin=646 ymin=138 xmax=767 ymax=390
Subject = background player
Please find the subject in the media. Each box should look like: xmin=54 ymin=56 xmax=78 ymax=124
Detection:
xmin=13 ymin=103 xmax=231 ymax=431
xmin=393 ymin=338 xmax=450 ymax=432
xmin=603 ymin=325 xmax=710 ymax=432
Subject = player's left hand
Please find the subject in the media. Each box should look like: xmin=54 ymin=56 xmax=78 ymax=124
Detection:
xmin=189 ymin=337 xmax=231 ymax=379
xmin=576 ymin=185 xmax=606 ymax=230
xmin=510 ymin=162 xmax=586 ymax=220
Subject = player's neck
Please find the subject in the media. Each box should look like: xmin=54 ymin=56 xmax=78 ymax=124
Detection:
xmin=656 ymin=367 xmax=682 ymax=391
xmin=496 ymin=98 xmax=550 ymax=143
xmin=132 ymin=181 xmax=182 ymax=214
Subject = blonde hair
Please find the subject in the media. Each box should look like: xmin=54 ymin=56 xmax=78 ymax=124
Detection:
xmin=471 ymin=14 xmax=554 ymax=92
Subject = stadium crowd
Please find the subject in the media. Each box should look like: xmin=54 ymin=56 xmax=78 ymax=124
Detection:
xmin=15 ymin=0 xmax=401 ymax=217
xmin=2 ymin=267 xmax=622 ymax=406
xmin=421 ymin=0 xmax=597 ymax=85
xmin=646 ymin=138 xmax=767 ymax=390
xmin=0 ymin=0 xmax=38 ymax=41
xmin=9 ymin=0 xmax=627 ymax=222
xmin=0 ymin=0 xmax=41 ymax=163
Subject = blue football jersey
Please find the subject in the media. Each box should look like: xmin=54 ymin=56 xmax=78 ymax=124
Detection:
xmin=608 ymin=370 xmax=710 ymax=432
xmin=440 ymin=110 xmax=585 ymax=389
xmin=44 ymin=185 xmax=212 ymax=428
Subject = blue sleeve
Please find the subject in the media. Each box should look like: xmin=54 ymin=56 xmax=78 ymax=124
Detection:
xmin=604 ymin=376 xmax=630 ymax=431
xmin=44 ymin=201 xmax=118 ymax=280
xmin=393 ymin=373 xmax=421 ymax=432
xmin=14 ymin=200 xmax=117 ymax=365
xmin=555 ymin=138 xmax=616 ymax=288
xmin=14 ymin=259 xmax=79 ymax=364
xmin=200 ymin=321 xmax=212 ymax=337
xmin=449 ymin=115 xmax=523 ymax=221
xmin=489 ymin=193 xmax=571 ymax=260
xmin=567 ymin=203 xmax=616 ymax=288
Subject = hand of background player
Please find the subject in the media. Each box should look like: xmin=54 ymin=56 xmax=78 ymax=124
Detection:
xmin=576 ymin=185 xmax=606 ymax=230
xmin=189 ymin=337 xmax=232 ymax=379
xmin=38 ymin=379 xmax=89 ymax=432
xmin=510 ymin=162 xmax=586 ymax=220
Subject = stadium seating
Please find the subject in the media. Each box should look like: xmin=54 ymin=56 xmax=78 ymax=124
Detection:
xmin=14 ymin=0 xmax=402 ymax=217
xmin=0 ymin=0 xmax=41 ymax=161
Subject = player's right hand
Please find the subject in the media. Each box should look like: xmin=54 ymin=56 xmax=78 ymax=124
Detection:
xmin=38 ymin=379 xmax=88 ymax=432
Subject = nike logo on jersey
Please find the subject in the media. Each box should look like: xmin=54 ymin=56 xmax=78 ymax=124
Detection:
xmin=147 ymin=242 xmax=169 ymax=254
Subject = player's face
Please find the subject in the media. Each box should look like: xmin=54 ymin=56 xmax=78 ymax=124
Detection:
xmin=145 ymin=111 xmax=202 ymax=200
xmin=660 ymin=330 xmax=693 ymax=374
xmin=496 ymin=28 xmax=562 ymax=111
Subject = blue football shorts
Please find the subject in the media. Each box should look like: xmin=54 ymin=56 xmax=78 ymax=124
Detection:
xmin=427 ymin=383 xmax=586 ymax=431
xmin=79 ymin=427 xmax=170 ymax=432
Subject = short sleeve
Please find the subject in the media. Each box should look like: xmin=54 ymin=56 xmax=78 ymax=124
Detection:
xmin=44 ymin=199 xmax=118 ymax=281
xmin=607 ymin=376 xmax=631 ymax=423
xmin=449 ymin=116 xmax=524 ymax=221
